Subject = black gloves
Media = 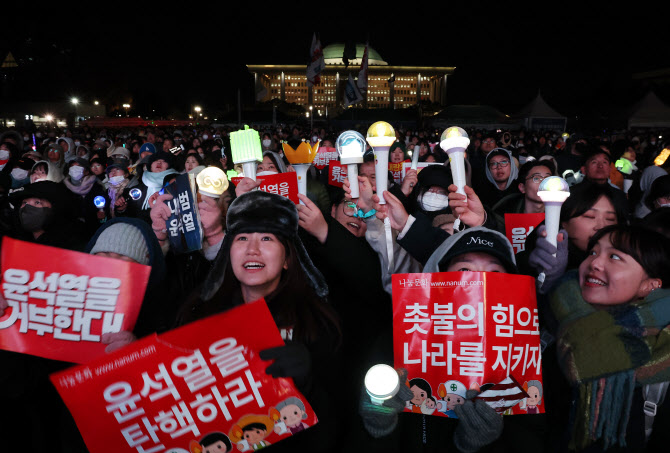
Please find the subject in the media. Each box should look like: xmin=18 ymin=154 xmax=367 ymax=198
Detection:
xmin=259 ymin=340 xmax=312 ymax=393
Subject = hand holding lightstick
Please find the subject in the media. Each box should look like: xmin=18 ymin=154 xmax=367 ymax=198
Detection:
xmin=367 ymin=121 xmax=397 ymax=271
xmin=366 ymin=121 xmax=396 ymax=204
xmin=365 ymin=364 xmax=400 ymax=405
xmin=440 ymin=126 xmax=470 ymax=230
xmin=230 ymin=125 xmax=263 ymax=181
xmin=537 ymin=176 xmax=570 ymax=285
xmin=336 ymin=131 xmax=366 ymax=199
xmin=93 ymin=196 xmax=107 ymax=223
xmin=282 ymin=139 xmax=319 ymax=204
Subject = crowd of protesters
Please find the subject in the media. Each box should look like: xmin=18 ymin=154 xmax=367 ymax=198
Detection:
xmin=0 ymin=121 xmax=669 ymax=453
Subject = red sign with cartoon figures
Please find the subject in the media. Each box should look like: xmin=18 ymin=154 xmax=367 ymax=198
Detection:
xmin=50 ymin=300 xmax=318 ymax=453
xmin=231 ymin=172 xmax=299 ymax=204
xmin=0 ymin=237 xmax=150 ymax=363
xmin=504 ymin=213 xmax=545 ymax=254
xmin=392 ymin=272 xmax=544 ymax=418
xmin=328 ymin=162 xmax=348 ymax=188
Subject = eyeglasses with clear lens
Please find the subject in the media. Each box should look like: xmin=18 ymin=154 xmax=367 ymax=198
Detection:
xmin=488 ymin=160 xmax=510 ymax=169
xmin=343 ymin=202 xmax=358 ymax=217
xmin=526 ymin=175 xmax=548 ymax=184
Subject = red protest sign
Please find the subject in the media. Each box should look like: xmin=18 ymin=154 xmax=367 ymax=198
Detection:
xmin=231 ymin=172 xmax=299 ymax=204
xmin=50 ymin=300 xmax=318 ymax=453
xmin=328 ymin=162 xmax=348 ymax=188
xmin=313 ymin=146 xmax=339 ymax=170
xmin=504 ymin=213 xmax=545 ymax=254
xmin=388 ymin=161 xmax=406 ymax=184
xmin=393 ymin=272 xmax=543 ymax=417
xmin=0 ymin=237 xmax=150 ymax=363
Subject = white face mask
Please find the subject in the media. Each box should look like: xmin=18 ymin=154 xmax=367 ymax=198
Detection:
xmin=108 ymin=175 xmax=125 ymax=185
xmin=202 ymin=135 xmax=209 ymax=140
xmin=199 ymin=153 xmax=205 ymax=159
xmin=418 ymin=191 xmax=449 ymax=212
xmin=69 ymin=166 xmax=85 ymax=181
xmin=11 ymin=168 xmax=29 ymax=180
xmin=74 ymin=141 xmax=81 ymax=147
xmin=0 ymin=149 xmax=10 ymax=161
xmin=312 ymin=136 xmax=319 ymax=143
xmin=262 ymin=139 xmax=272 ymax=148
xmin=256 ymin=171 xmax=278 ymax=176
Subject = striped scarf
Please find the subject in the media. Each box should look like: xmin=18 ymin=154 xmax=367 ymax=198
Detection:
xmin=550 ymin=271 xmax=670 ymax=450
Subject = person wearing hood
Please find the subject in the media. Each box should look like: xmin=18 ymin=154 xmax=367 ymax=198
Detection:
xmin=128 ymin=150 xmax=178 ymax=223
xmin=8 ymin=180 xmax=86 ymax=250
xmin=63 ymin=157 xmax=109 ymax=240
xmin=57 ymin=137 xmax=77 ymax=163
xmin=359 ymin=228 xmax=539 ymax=453
xmin=478 ymin=147 xmax=519 ymax=208
xmin=45 ymin=142 xmax=67 ymax=177
xmin=29 ymin=160 xmax=63 ymax=184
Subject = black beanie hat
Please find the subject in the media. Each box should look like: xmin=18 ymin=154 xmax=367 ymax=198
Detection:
xmin=417 ymin=164 xmax=453 ymax=191
xmin=200 ymin=191 xmax=328 ymax=300
xmin=147 ymin=150 xmax=173 ymax=170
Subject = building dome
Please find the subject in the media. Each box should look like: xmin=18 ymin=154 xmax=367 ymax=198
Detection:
xmin=322 ymin=43 xmax=388 ymax=66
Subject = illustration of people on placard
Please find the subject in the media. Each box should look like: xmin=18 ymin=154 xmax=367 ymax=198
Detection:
xmin=405 ymin=377 xmax=433 ymax=414
xmin=228 ymin=415 xmax=275 ymax=451
xmin=270 ymin=397 xmax=310 ymax=436
xmin=189 ymin=432 xmax=233 ymax=453
xmin=518 ymin=380 xmax=543 ymax=414
xmin=436 ymin=379 xmax=467 ymax=418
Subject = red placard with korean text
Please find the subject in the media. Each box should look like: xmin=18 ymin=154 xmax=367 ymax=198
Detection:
xmin=50 ymin=300 xmax=318 ymax=453
xmin=389 ymin=161 xmax=407 ymax=184
xmin=328 ymin=162 xmax=348 ymax=188
xmin=231 ymin=172 xmax=299 ymax=204
xmin=393 ymin=272 xmax=543 ymax=417
xmin=313 ymin=146 xmax=339 ymax=170
xmin=0 ymin=237 xmax=150 ymax=363
xmin=504 ymin=213 xmax=545 ymax=254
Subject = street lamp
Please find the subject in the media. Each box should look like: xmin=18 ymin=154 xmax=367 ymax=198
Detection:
xmin=194 ymin=106 xmax=202 ymax=119
xmin=123 ymin=104 xmax=131 ymax=117
xmin=309 ymin=106 xmax=313 ymax=131
xmin=71 ymin=97 xmax=79 ymax=105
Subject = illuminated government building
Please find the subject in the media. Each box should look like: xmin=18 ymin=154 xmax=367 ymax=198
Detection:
xmin=248 ymin=43 xmax=455 ymax=115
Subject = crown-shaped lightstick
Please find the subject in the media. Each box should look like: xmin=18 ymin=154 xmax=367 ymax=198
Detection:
xmin=196 ymin=166 xmax=229 ymax=198
xmin=336 ymin=131 xmax=366 ymax=198
xmin=537 ymin=176 xmax=570 ymax=285
xmin=230 ymin=125 xmax=263 ymax=181
xmin=365 ymin=364 xmax=400 ymax=406
xmin=366 ymin=121 xmax=396 ymax=204
xmin=440 ymin=127 xmax=470 ymax=197
xmin=282 ymin=139 xmax=319 ymax=204
xmin=561 ymin=132 xmax=570 ymax=144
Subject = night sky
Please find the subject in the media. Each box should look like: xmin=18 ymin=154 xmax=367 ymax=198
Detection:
xmin=3 ymin=7 xmax=668 ymax=122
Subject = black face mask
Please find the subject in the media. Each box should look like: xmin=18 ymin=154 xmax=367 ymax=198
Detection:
xmin=20 ymin=204 xmax=54 ymax=232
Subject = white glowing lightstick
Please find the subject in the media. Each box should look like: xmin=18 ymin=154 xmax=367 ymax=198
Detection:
xmin=336 ymin=131 xmax=366 ymax=199
xmin=410 ymin=144 xmax=420 ymax=171
xmin=366 ymin=121 xmax=397 ymax=271
xmin=440 ymin=126 xmax=470 ymax=197
xmin=365 ymin=364 xmax=400 ymax=406
xmin=537 ymin=176 xmax=570 ymax=284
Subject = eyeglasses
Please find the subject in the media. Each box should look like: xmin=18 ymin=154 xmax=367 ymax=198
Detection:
xmin=483 ymin=139 xmax=496 ymax=144
xmin=526 ymin=174 xmax=549 ymax=184
xmin=343 ymin=202 xmax=358 ymax=217
xmin=488 ymin=160 xmax=510 ymax=169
